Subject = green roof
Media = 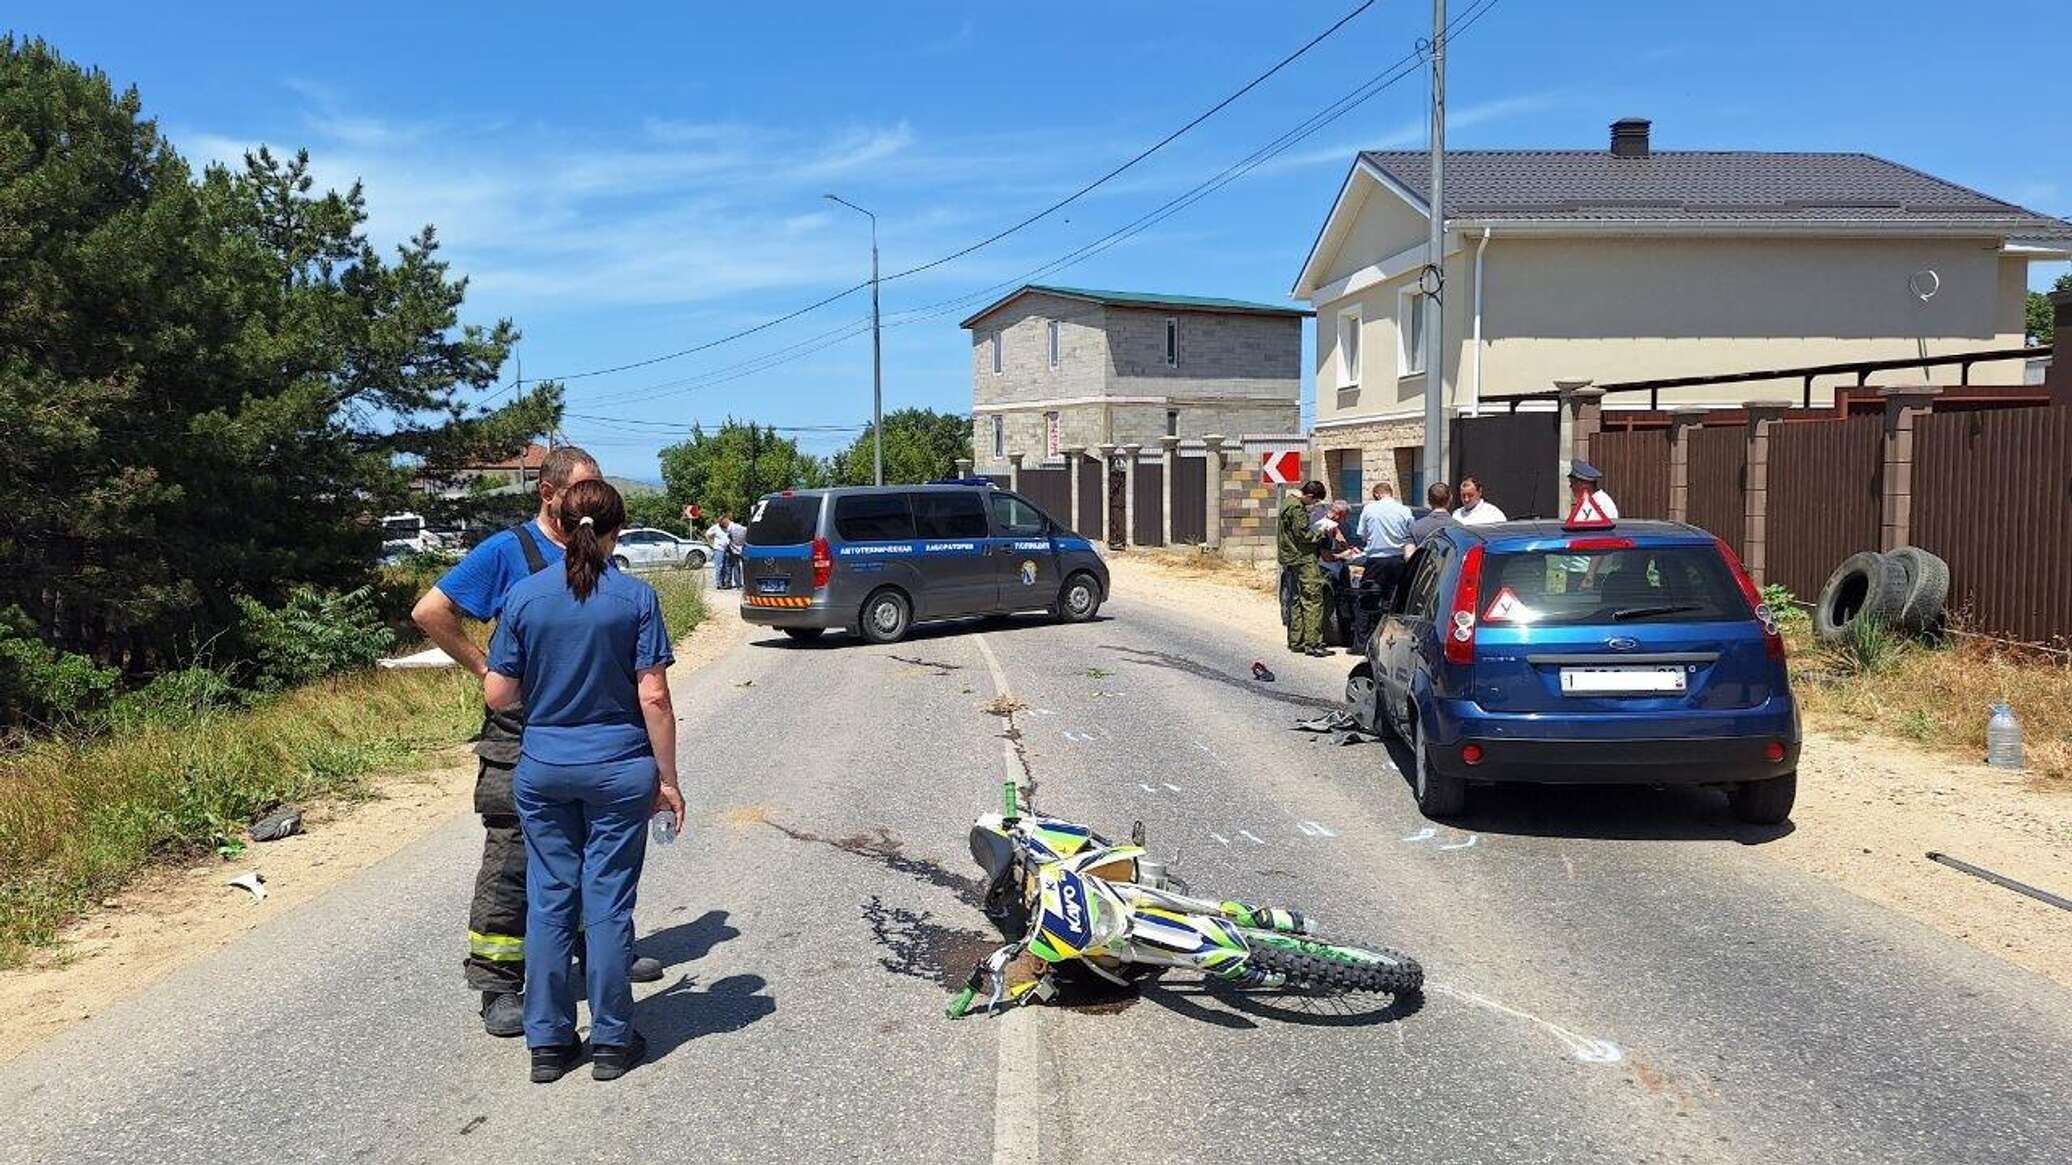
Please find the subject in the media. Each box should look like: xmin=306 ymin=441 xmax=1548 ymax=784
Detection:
xmin=959 ymin=283 xmax=1311 ymax=328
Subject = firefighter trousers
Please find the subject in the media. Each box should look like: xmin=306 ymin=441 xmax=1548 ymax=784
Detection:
xmin=464 ymin=756 xmax=529 ymax=993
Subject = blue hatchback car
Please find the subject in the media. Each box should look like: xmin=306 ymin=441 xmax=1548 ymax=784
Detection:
xmin=1358 ymin=520 xmax=1799 ymax=824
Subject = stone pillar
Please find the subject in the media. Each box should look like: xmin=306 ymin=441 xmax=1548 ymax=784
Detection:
xmin=1740 ymin=402 xmax=1792 ymax=585
xmin=954 ymin=457 xmax=973 ymax=479
xmin=1879 ymin=386 xmax=1940 ymax=551
xmin=1158 ymin=435 xmax=1180 ymax=546
xmin=1096 ymin=443 xmax=1119 ymax=547
xmin=1666 ymin=408 xmax=1708 ymax=524
xmin=1007 ymin=452 xmax=1024 ymax=492
xmin=1202 ymin=435 xmax=1227 ymax=549
xmin=1556 ymin=380 xmax=1604 ymax=477
xmin=2050 ymin=290 xmax=2072 ymax=407
xmin=1119 ymin=444 xmax=1143 ymax=548
xmin=1062 ymin=445 xmax=1086 ymax=536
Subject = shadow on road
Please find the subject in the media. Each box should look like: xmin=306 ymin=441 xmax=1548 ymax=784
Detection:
xmin=1101 ymin=644 xmax=1339 ymax=711
xmin=643 ymin=972 xmax=776 ymax=1061
xmin=1137 ymin=977 xmax=1424 ymax=1030
xmin=1373 ymin=736 xmax=1796 ymax=845
xmin=641 ymin=909 xmax=741 ymax=970
xmin=748 ymin=612 xmax=1110 ymax=651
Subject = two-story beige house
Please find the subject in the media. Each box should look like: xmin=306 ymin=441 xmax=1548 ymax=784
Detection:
xmin=962 ymin=284 xmax=1308 ymax=473
xmin=1292 ymin=118 xmax=2072 ymax=495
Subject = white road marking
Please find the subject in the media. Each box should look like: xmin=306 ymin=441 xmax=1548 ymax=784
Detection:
xmin=1138 ymin=782 xmax=1158 ymax=793
xmin=1029 ymin=708 xmax=1057 ymax=717
xmin=1210 ymin=833 xmax=1230 ymax=846
xmin=1301 ymin=820 xmax=1338 ymax=838
xmin=1400 ymin=827 xmax=1437 ymax=843
xmin=1295 ymin=821 xmax=1322 ymax=837
xmin=1237 ymin=830 xmax=1266 ymax=846
xmin=972 ymin=633 xmax=1040 ymax=1163
xmin=1560 ymin=853 xmax=1577 ymax=880
xmin=1062 ymin=731 xmax=1094 ymax=743
xmin=1161 ymin=782 xmax=1182 ymax=792
xmin=1438 ymin=834 xmax=1479 ymax=851
xmin=1429 ymin=984 xmax=1624 ymax=1064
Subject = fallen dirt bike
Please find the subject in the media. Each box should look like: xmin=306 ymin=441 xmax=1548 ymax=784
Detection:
xmin=947 ymin=782 xmax=1423 ymax=1017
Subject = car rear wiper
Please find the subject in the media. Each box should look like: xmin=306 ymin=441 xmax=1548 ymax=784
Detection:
xmin=1610 ymin=604 xmax=1705 ymax=621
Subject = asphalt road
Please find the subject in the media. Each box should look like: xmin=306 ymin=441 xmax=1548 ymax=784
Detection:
xmin=5 ymin=583 xmax=2071 ymax=1164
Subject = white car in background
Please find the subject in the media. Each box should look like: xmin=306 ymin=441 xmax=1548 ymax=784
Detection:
xmin=611 ymin=527 xmax=709 ymax=572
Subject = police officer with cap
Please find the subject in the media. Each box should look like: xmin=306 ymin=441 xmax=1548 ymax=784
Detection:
xmin=1567 ymin=460 xmax=1619 ymax=521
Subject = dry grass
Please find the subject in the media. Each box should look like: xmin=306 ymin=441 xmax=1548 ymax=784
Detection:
xmin=1790 ymin=624 xmax=2072 ymax=787
xmin=1130 ymin=547 xmax=1279 ymax=595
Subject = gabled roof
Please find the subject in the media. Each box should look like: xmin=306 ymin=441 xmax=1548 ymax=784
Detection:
xmin=1294 ymin=147 xmax=2072 ymax=297
xmin=959 ymin=283 xmax=1310 ymax=329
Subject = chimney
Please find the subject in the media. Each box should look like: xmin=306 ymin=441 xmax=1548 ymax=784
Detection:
xmin=1611 ymin=118 xmax=1651 ymax=158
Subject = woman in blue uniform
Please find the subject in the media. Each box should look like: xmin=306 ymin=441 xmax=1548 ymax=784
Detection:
xmin=485 ymin=478 xmax=685 ymax=1083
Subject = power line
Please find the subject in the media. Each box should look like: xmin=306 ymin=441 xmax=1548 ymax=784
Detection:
xmin=513 ymin=1 xmax=1381 ymax=388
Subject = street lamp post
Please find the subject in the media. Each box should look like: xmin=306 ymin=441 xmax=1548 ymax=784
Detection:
xmin=825 ymin=193 xmax=883 ymax=485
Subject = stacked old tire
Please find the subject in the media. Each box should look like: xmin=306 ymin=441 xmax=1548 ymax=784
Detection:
xmin=1813 ymin=547 xmax=1950 ymax=643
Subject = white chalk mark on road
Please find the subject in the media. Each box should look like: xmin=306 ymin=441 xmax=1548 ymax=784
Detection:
xmin=1028 ymin=708 xmax=1057 ymax=717
xmin=1296 ymin=821 xmax=1322 ymax=837
xmin=1237 ymin=830 xmax=1266 ymax=846
xmin=1138 ymin=782 xmax=1158 ymax=793
xmin=1210 ymin=832 xmax=1230 ymax=846
xmin=1438 ymin=834 xmax=1479 ymax=851
xmin=1429 ymin=984 xmax=1624 ymax=1064
xmin=1162 ymin=782 xmax=1183 ymax=792
xmin=1062 ymin=731 xmax=1094 ymax=743
xmin=1301 ymin=821 xmax=1338 ymax=838
xmin=1400 ymin=827 xmax=1438 ymax=844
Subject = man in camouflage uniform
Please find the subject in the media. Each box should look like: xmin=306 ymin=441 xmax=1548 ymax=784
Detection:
xmin=410 ymin=446 xmax=663 ymax=1036
xmin=1279 ymin=480 xmax=1330 ymax=657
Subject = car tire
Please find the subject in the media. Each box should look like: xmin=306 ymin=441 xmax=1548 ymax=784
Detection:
xmin=858 ymin=588 xmax=912 ymax=644
xmin=1410 ymin=706 xmax=1467 ymax=818
xmin=1728 ymin=771 xmax=1796 ymax=825
xmin=1812 ymin=551 xmax=1908 ymax=644
xmin=1886 ymin=546 xmax=1950 ymax=634
xmin=781 ymin=627 xmax=825 ymax=643
xmin=611 ymin=554 xmax=631 ymax=572
xmin=1346 ymin=662 xmax=1383 ymax=735
xmin=685 ymin=549 xmax=709 ymax=571
xmin=1054 ymin=572 xmax=1102 ymax=623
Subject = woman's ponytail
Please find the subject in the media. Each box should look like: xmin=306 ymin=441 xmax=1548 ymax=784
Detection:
xmin=556 ymin=478 xmax=627 ymax=601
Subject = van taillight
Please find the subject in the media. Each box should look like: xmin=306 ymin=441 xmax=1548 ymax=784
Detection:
xmin=811 ymin=537 xmax=833 ymax=590
xmin=1443 ymin=545 xmax=1485 ymax=666
xmin=1714 ymin=536 xmax=1784 ymax=661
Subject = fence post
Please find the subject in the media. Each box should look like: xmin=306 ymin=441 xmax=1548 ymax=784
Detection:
xmin=1119 ymin=443 xmax=1143 ymax=548
xmin=1062 ymin=445 xmax=1086 ymax=536
xmin=1739 ymin=401 xmax=1791 ymax=586
xmin=954 ymin=457 xmax=973 ymax=479
xmin=1879 ymin=386 xmax=1940 ymax=551
xmin=1159 ymin=435 xmax=1180 ymax=546
xmin=1555 ymin=378 xmax=1600 ymax=478
xmin=2050 ymin=290 xmax=2072 ymax=407
xmin=1096 ymin=443 xmax=1118 ymax=547
xmin=1667 ymin=408 xmax=1707 ymax=523
xmin=1007 ymin=452 xmax=1024 ymax=492
xmin=1202 ymin=435 xmax=1226 ymax=549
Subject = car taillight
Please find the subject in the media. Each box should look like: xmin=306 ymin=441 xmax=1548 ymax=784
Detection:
xmin=1564 ymin=537 xmax=1634 ymax=551
xmin=1714 ymin=536 xmax=1784 ymax=661
xmin=1443 ymin=545 xmax=1485 ymax=666
xmin=811 ymin=537 xmax=833 ymax=590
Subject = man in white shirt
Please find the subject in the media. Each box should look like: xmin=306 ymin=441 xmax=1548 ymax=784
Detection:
xmin=1566 ymin=461 xmax=1619 ymax=521
xmin=1354 ymin=482 xmax=1414 ymax=642
xmin=704 ymin=515 xmax=732 ymax=589
xmin=1453 ymin=476 xmax=1508 ymax=525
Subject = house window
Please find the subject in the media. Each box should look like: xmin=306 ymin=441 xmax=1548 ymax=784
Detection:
xmin=1047 ymin=320 xmax=1061 ymax=369
xmin=1398 ymin=287 xmax=1427 ymax=377
xmin=1045 ymin=411 xmax=1060 ymax=458
xmin=991 ymin=332 xmax=1003 ymax=375
xmin=1165 ymin=409 xmax=1179 ymax=437
xmin=990 ymin=414 xmax=1004 ymax=458
xmin=1337 ymin=309 xmax=1362 ymax=387
xmin=1164 ymin=317 xmax=1179 ymax=367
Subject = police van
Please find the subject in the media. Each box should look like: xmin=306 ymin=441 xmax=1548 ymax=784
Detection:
xmin=737 ymin=482 xmax=1108 ymax=644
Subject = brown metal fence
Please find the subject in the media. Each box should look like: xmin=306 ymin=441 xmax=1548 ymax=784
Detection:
xmin=1594 ymin=429 xmax=1670 ymax=518
xmin=1914 ymin=405 xmax=2072 ymax=643
xmin=1017 ymin=467 xmax=1071 ymax=531
xmin=1132 ymin=462 xmax=1164 ymax=546
xmin=1686 ymin=426 xmax=1747 ymax=550
xmin=1452 ymin=412 xmax=1559 ymax=517
xmin=1077 ymin=459 xmax=1104 ymax=538
xmin=1171 ymin=455 xmax=1208 ymax=544
xmin=1765 ymin=414 xmax=1882 ymax=600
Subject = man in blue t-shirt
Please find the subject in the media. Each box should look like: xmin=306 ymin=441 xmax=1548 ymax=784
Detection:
xmin=410 ymin=445 xmax=662 ymax=1036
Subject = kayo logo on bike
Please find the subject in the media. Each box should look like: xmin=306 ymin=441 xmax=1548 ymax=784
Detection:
xmin=1059 ymin=879 xmax=1084 ymax=932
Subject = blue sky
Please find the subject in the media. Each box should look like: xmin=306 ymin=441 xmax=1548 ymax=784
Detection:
xmin=12 ymin=0 xmax=2070 ymax=476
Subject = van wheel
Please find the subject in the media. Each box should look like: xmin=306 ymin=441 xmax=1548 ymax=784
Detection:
xmin=1728 ymin=771 xmax=1796 ymax=825
xmin=859 ymin=589 xmax=912 ymax=644
xmin=1055 ymin=572 xmax=1102 ymax=623
xmin=1411 ymin=709 xmax=1467 ymax=818
xmin=781 ymin=627 xmax=825 ymax=643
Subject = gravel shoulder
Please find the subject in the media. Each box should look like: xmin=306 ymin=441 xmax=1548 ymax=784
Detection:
xmin=1106 ymin=550 xmax=2072 ymax=991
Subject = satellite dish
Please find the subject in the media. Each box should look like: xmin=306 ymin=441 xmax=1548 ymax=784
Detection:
xmin=1909 ymin=269 xmax=1940 ymax=302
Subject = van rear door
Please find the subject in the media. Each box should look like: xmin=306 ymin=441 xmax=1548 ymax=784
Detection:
xmin=743 ymin=494 xmax=825 ymax=600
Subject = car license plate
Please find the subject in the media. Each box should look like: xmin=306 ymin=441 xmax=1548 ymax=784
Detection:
xmin=1560 ymin=666 xmax=1686 ymax=694
xmin=755 ymin=577 xmax=789 ymax=595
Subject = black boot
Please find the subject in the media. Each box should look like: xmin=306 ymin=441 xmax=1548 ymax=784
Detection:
xmin=529 ymin=1042 xmax=582 ymax=1084
xmin=480 ymin=991 xmax=524 ymax=1038
xmin=592 ymin=1031 xmax=648 ymax=1081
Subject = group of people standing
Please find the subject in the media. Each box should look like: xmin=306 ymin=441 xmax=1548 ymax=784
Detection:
xmin=701 ymin=512 xmax=748 ymax=590
xmin=412 ymin=447 xmax=684 ymax=1084
xmin=1277 ymin=461 xmax=1617 ymax=654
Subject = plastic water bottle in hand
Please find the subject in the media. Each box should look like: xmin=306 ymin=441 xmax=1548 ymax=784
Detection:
xmin=650 ymin=810 xmax=678 ymax=847
xmin=1985 ymin=704 xmax=2024 ymax=770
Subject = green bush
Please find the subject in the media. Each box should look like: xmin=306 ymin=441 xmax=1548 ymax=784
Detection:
xmin=1759 ymin=582 xmax=1810 ymax=635
xmin=103 ymin=666 xmax=243 ymax=733
xmin=233 ymin=587 xmax=395 ymax=693
xmin=1830 ymin=613 xmax=1905 ymax=676
xmin=0 ymin=609 xmax=118 ymax=730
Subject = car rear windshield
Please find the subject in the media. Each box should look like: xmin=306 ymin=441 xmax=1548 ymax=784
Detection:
xmin=745 ymin=496 xmax=823 ymax=546
xmin=1479 ymin=545 xmax=1751 ymax=626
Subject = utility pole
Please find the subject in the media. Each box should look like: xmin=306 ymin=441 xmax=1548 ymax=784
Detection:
xmin=1421 ymin=0 xmax=1448 ymax=493
xmin=825 ymin=194 xmax=883 ymax=485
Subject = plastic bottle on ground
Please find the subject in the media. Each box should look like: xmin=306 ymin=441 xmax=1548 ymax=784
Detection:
xmin=1985 ymin=703 xmax=2024 ymax=770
